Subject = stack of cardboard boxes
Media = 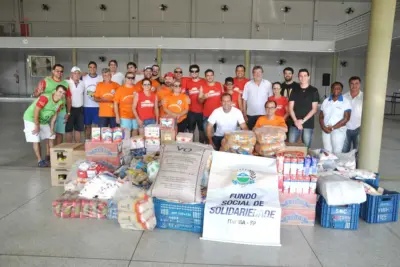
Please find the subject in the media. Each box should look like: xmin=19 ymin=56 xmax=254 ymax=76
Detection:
xmin=50 ymin=143 xmax=86 ymax=186
xmin=85 ymin=141 xmax=123 ymax=170
xmin=160 ymin=118 xmax=176 ymax=145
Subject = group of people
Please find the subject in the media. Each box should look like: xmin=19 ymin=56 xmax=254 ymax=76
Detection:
xmin=22 ymin=59 xmax=363 ymax=166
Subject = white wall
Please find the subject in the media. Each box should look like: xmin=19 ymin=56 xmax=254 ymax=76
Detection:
xmin=0 ymin=0 xmax=371 ymax=39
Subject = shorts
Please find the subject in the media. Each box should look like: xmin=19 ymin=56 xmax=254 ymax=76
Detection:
xmin=23 ymin=120 xmax=55 ymax=143
xmin=120 ymin=118 xmax=138 ymax=130
xmin=187 ymin=111 xmax=204 ymax=132
xmin=55 ymin=111 xmax=66 ymax=134
xmin=66 ymin=107 xmax=84 ymax=132
xmin=143 ymin=118 xmax=156 ymax=127
xmin=98 ymin=117 xmax=117 ymax=128
xmin=84 ymin=107 xmax=99 ymax=126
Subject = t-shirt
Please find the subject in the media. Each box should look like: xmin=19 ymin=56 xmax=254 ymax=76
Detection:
xmin=185 ymin=78 xmax=205 ymax=113
xmin=157 ymin=87 xmax=173 ymax=117
xmin=202 ymin=82 xmax=223 ymax=117
xmin=242 ymin=79 xmax=273 ymax=116
xmin=208 ymin=107 xmax=245 ymax=137
xmin=289 ymin=85 xmax=320 ymax=129
xmin=320 ymin=95 xmax=352 ymax=127
xmin=94 ymin=81 xmax=120 ymax=117
xmin=82 ymin=74 xmax=103 ymax=108
xmin=231 ymin=91 xmax=241 ymax=109
xmin=34 ymin=78 xmax=71 ymax=112
xmin=163 ymin=94 xmax=189 ymax=123
xmin=136 ymin=91 xmax=156 ymax=121
xmin=254 ymin=115 xmax=287 ymax=129
xmin=233 ymin=78 xmax=250 ymax=93
xmin=268 ymin=96 xmax=289 ymax=117
xmin=114 ymin=85 xmax=142 ymax=119
xmin=112 ymin=72 xmax=125 ymax=86
xmin=23 ymin=93 xmax=64 ymax=124
xmin=281 ymin=81 xmax=299 ymax=99
xmin=138 ymin=79 xmax=161 ymax=92
xmin=67 ymin=79 xmax=85 ymax=108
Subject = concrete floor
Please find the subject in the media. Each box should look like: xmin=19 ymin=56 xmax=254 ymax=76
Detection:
xmin=1 ymin=102 xmax=400 ymax=267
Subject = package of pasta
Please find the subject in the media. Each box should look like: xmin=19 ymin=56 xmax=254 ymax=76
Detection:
xmin=256 ymin=142 xmax=286 ymax=157
xmin=254 ymin=126 xmax=286 ymax=145
xmin=223 ymin=131 xmax=256 ymax=146
xmin=221 ymin=143 xmax=254 ymax=155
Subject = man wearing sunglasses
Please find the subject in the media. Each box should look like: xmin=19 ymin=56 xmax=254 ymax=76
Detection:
xmin=185 ymin=64 xmax=206 ymax=143
xmin=173 ymin=67 xmax=189 ymax=90
xmin=33 ymin=64 xmax=72 ymax=147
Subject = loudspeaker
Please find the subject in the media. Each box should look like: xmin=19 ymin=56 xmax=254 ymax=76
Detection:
xmin=322 ymin=73 xmax=331 ymax=86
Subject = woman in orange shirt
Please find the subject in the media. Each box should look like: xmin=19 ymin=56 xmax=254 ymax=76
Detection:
xmin=162 ymin=80 xmax=189 ymax=133
xmin=254 ymin=100 xmax=288 ymax=132
xmin=114 ymin=72 xmax=142 ymax=136
xmin=132 ymin=78 xmax=159 ymax=132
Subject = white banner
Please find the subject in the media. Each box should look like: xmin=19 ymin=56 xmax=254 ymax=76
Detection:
xmin=202 ymin=152 xmax=281 ymax=246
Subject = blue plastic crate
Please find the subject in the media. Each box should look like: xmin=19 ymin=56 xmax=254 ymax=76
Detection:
xmin=153 ymin=198 xmax=205 ymax=233
xmin=360 ymin=189 xmax=399 ymax=224
xmin=351 ymin=173 xmax=380 ymax=187
xmin=317 ymin=196 xmax=360 ymax=230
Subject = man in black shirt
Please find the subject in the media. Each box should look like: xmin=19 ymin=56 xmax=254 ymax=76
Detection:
xmin=281 ymin=67 xmax=299 ymax=99
xmin=288 ymin=69 xmax=319 ymax=148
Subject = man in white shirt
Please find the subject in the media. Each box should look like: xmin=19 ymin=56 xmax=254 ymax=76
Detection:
xmin=82 ymin=61 xmax=103 ymax=139
xmin=109 ymin=59 xmax=124 ymax=86
xmin=342 ymin=76 xmax=363 ymax=153
xmin=65 ymin=66 xmax=85 ymax=143
xmin=207 ymin=93 xmax=248 ymax=151
xmin=242 ymin=65 xmax=273 ymax=130
xmin=319 ymin=82 xmax=351 ymax=154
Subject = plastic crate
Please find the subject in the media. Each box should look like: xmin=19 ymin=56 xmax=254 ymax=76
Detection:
xmin=351 ymin=173 xmax=380 ymax=187
xmin=317 ymin=196 xmax=360 ymax=230
xmin=360 ymin=189 xmax=400 ymax=224
xmin=153 ymin=198 xmax=205 ymax=233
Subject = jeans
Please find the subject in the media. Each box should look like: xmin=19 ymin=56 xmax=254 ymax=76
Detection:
xmin=322 ymin=127 xmax=347 ymax=154
xmin=342 ymin=127 xmax=360 ymax=153
xmin=247 ymin=115 xmax=261 ymax=130
xmin=288 ymin=126 xmax=314 ymax=148
xmin=143 ymin=118 xmax=156 ymax=127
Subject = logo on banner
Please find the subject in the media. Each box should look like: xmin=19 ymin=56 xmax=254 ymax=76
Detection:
xmin=232 ymin=169 xmax=256 ymax=186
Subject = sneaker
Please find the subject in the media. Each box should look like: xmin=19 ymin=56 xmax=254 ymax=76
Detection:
xmin=38 ymin=160 xmax=49 ymax=168
xmin=45 ymin=155 xmax=51 ymax=161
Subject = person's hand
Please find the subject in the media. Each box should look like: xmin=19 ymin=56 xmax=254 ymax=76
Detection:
xmin=116 ymin=117 xmax=120 ymax=124
xmin=204 ymin=93 xmax=209 ymax=99
xmin=32 ymin=124 xmax=40 ymax=135
xmin=295 ymin=119 xmax=303 ymax=130
xmin=137 ymin=119 xmax=144 ymax=127
xmin=322 ymin=126 xmax=330 ymax=134
xmin=64 ymin=113 xmax=70 ymax=123
xmin=244 ymin=114 xmax=249 ymax=122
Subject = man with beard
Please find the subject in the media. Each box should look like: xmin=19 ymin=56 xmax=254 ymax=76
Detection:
xmin=281 ymin=67 xmax=298 ymax=99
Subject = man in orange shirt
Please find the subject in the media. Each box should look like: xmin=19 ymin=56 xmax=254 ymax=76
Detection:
xmin=114 ymin=72 xmax=142 ymax=136
xmin=254 ymin=100 xmax=288 ymax=131
xmin=94 ymin=68 xmax=120 ymax=128
xmin=157 ymin=72 xmax=174 ymax=117
xmin=163 ymin=79 xmax=189 ymax=133
xmin=138 ymin=66 xmax=160 ymax=92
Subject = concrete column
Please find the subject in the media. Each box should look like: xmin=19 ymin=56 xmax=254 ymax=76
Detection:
xmin=358 ymin=0 xmax=396 ymax=172
xmin=331 ymin=52 xmax=338 ymax=83
xmin=245 ymin=50 xmax=250 ymax=78
xmin=72 ymin=48 xmax=77 ymax=67
xmin=156 ymin=48 xmax=162 ymax=72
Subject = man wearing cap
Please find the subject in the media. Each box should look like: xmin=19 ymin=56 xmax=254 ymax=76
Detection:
xmin=65 ymin=67 xmax=85 ymax=142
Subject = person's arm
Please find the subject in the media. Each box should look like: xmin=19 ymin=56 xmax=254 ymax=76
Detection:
xmin=33 ymin=80 xmax=46 ymax=97
xmin=49 ymin=113 xmax=58 ymax=136
xmin=301 ymin=102 xmax=318 ymax=126
xmin=154 ymin=95 xmax=159 ymax=122
xmin=239 ymin=122 xmax=248 ymax=130
xmin=237 ymin=110 xmax=248 ymax=130
xmin=332 ymin=110 xmax=351 ymax=130
xmin=32 ymin=106 xmax=42 ymax=135
xmin=289 ymin=100 xmax=302 ymax=130
xmin=198 ymin=86 xmax=206 ymax=103
xmin=238 ymin=95 xmax=243 ymax=113
xmin=206 ymin=122 xmax=214 ymax=147
xmin=283 ymin=99 xmax=289 ymax=120
xmin=65 ymin=88 xmax=72 ymax=122
xmin=242 ymin=85 xmax=249 ymax=121
xmin=114 ymin=101 xmax=120 ymax=124
xmin=132 ymin=93 xmax=143 ymax=126
xmin=319 ymin=111 xmax=330 ymax=134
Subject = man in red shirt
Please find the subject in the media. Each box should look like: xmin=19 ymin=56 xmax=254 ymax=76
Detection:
xmin=185 ymin=64 xmax=206 ymax=143
xmin=233 ymin=64 xmax=250 ymax=94
xmin=199 ymin=69 xmax=223 ymax=141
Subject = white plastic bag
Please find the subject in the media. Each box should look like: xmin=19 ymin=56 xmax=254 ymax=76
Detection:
xmin=335 ymin=150 xmax=357 ymax=170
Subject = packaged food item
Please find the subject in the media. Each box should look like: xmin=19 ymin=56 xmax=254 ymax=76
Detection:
xmin=101 ymin=128 xmax=113 ymax=143
xmin=255 ymin=142 xmax=285 ymax=157
xmin=304 ymin=156 xmax=312 ymax=176
xmin=131 ymin=147 xmax=146 ymax=157
xmin=144 ymin=124 xmax=160 ymax=138
xmin=254 ymin=127 xmax=286 ymax=144
xmin=145 ymin=138 xmax=160 ymax=147
xmin=276 ymin=153 xmax=284 ymax=174
xmin=297 ymin=157 xmax=305 ymax=176
xmin=112 ymin=127 xmax=124 ymax=143
xmin=92 ymin=127 xmax=101 ymax=142
xmin=161 ymin=128 xmax=176 ymax=144
xmin=131 ymin=136 xmax=145 ymax=149
xmin=176 ymin=132 xmax=193 ymax=143
xmin=289 ymin=157 xmax=297 ymax=175
xmin=224 ymin=131 xmax=256 ymax=145
xmin=283 ymin=157 xmax=291 ymax=175
xmin=283 ymin=175 xmax=291 ymax=193
xmin=160 ymin=117 xmax=176 ymax=129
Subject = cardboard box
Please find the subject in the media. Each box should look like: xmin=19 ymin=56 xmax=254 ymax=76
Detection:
xmin=279 ymin=192 xmax=317 ymax=209
xmin=73 ymin=143 xmax=86 ymax=162
xmin=144 ymin=124 xmax=160 ymax=138
xmin=278 ymin=143 xmax=308 ymax=157
xmin=176 ymin=132 xmax=193 ymax=143
xmin=281 ymin=208 xmax=316 ymax=226
xmin=85 ymin=141 xmax=122 ymax=157
xmin=86 ymin=155 xmax=122 ymax=170
xmin=160 ymin=117 xmax=176 ymax=129
xmin=51 ymin=168 xmax=70 ymax=187
xmin=50 ymin=143 xmax=84 ymax=168
xmin=145 ymin=138 xmax=160 ymax=147
xmin=161 ymin=128 xmax=176 ymax=144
